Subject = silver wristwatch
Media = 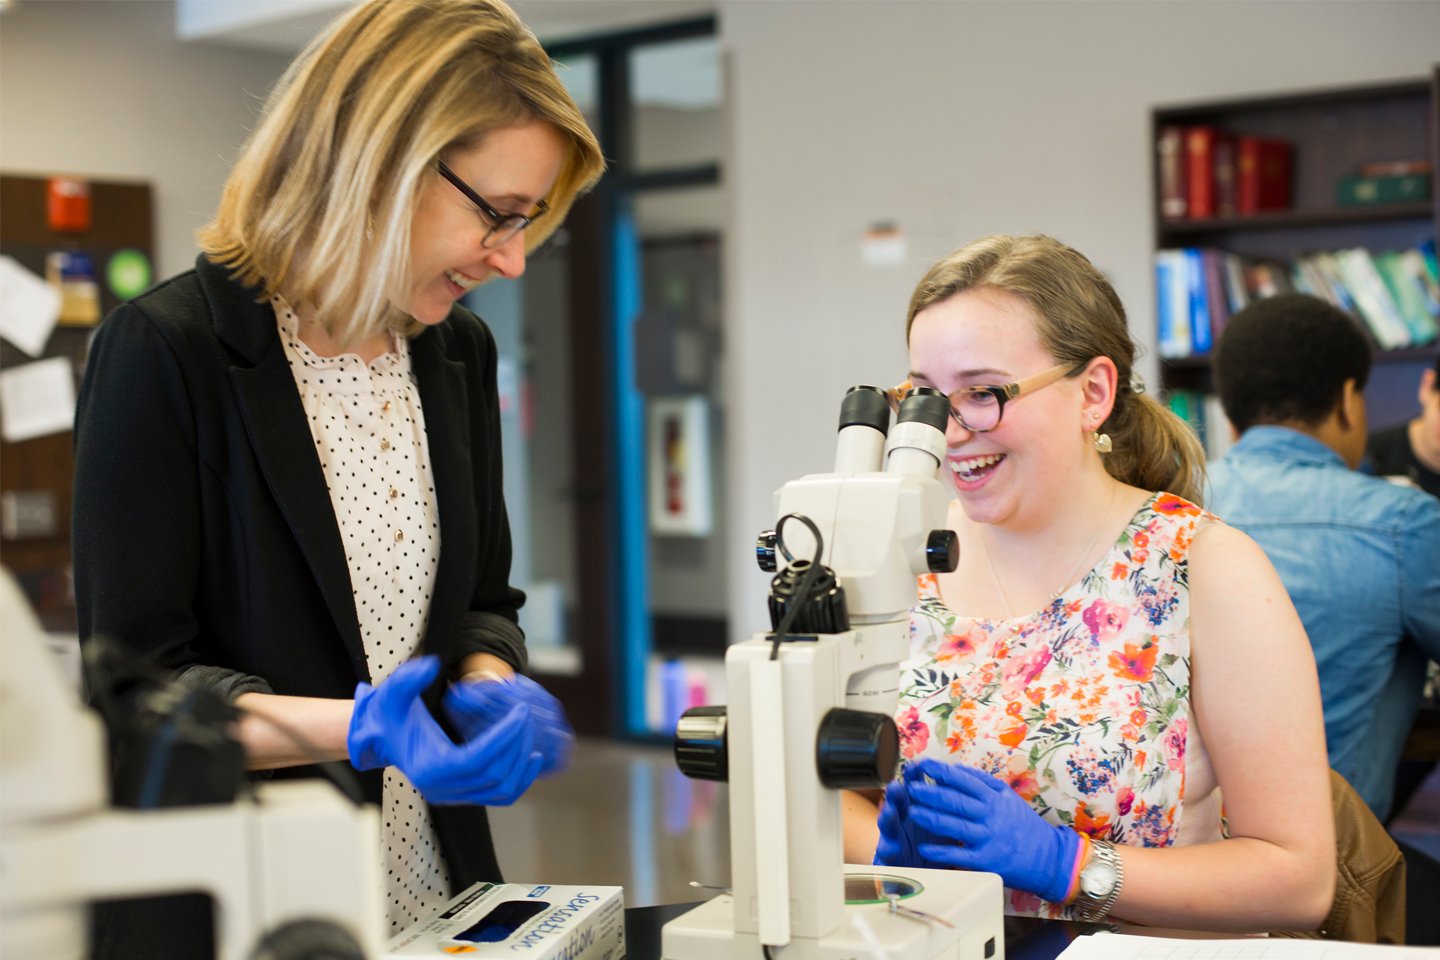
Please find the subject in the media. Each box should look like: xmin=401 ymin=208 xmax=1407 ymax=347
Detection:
xmin=1072 ymin=839 xmax=1124 ymax=922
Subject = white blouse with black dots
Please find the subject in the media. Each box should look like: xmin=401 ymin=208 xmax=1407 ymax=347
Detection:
xmin=273 ymin=296 xmax=451 ymax=933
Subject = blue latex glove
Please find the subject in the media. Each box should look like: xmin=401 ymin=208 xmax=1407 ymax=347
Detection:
xmin=905 ymin=758 xmax=1083 ymax=904
xmin=442 ymin=673 xmax=575 ymax=776
xmin=874 ymin=778 xmax=949 ymax=868
xmin=348 ymin=656 xmax=543 ymax=806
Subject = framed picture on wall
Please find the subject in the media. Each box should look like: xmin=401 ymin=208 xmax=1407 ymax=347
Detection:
xmin=647 ymin=394 xmax=712 ymax=537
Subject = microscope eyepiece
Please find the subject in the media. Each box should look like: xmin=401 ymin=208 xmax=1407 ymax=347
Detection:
xmin=895 ymin=387 xmax=949 ymax=434
xmin=838 ymin=385 xmax=891 ymax=435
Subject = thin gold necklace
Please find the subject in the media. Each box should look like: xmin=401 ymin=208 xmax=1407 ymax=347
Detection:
xmin=982 ymin=481 xmax=1118 ymax=620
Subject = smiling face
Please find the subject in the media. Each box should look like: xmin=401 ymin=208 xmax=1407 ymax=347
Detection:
xmin=908 ymin=287 xmax=1114 ymax=528
xmin=402 ymin=120 xmax=568 ymax=325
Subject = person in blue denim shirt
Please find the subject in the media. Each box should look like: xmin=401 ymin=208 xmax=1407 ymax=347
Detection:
xmin=1207 ymin=293 xmax=1440 ymax=823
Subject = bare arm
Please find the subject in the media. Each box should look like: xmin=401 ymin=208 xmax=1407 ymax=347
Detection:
xmin=1104 ymin=523 xmax=1335 ymax=932
xmin=234 ymin=653 xmax=515 ymax=769
xmin=843 ymin=789 xmax=882 ymax=863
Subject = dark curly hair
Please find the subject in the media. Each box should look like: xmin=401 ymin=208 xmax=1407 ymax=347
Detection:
xmin=1213 ymin=293 xmax=1373 ymax=433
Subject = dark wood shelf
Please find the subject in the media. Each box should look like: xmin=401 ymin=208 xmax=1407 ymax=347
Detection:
xmin=1154 ymin=78 xmax=1431 ymax=124
xmin=1159 ymin=202 xmax=1433 ymax=239
xmin=1162 ymin=343 xmax=1440 ymax=370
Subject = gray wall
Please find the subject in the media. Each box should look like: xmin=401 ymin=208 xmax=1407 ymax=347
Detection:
xmin=0 ymin=0 xmax=292 ymax=279
xmin=720 ymin=0 xmax=1440 ymax=640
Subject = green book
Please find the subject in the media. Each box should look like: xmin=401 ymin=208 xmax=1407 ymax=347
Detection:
xmin=1336 ymin=174 xmax=1431 ymax=206
xmin=1375 ymin=251 xmax=1439 ymax=345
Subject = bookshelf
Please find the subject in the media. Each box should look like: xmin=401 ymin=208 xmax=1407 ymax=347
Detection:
xmin=1150 ymin=69 xmax=1440 ymax=436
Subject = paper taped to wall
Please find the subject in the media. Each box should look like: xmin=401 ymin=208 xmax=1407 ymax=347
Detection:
xmin=0 ymin=356 xmax=76 ymax=443
xmin=0 ymin=256 xmax=61 ymax=357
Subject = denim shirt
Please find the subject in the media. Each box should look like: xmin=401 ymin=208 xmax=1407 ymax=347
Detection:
xmin=1207 ymin=426 xmax=1440 ymax=820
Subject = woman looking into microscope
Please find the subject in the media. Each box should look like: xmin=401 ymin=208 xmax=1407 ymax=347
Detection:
xmin=72 ymin=2 xmax=603 ymax=956
xmin=841 ymin=235 xmax=1335 ymax=932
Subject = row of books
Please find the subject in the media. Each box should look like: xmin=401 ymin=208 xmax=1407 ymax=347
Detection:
xmin=1156 ymin=240 xmax=1440 ymax=359
xmin=1166 ymin=389 xmax=1235 ymax=463
xmin=1158 ymin=126 xmax=1291 ymax=220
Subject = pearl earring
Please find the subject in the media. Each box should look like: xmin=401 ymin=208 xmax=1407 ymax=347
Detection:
xmin=1093 ymin=431 xmax=1113 ymax=453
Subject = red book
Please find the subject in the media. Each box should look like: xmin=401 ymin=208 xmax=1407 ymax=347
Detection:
xmin=1158 ymin=126 xmax=1187 ymax=220
xmin=1213 ymin=135 xmax=1237 ymax=218
xmin=1237 ymin=137 xmax=1292 ymax=213
xmin=1186 ymin=127 xmax=1218 ymax=219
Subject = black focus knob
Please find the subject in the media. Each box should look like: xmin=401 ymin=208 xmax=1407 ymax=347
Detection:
xmin=674 ymin=706 xmax=728 ymax=782
xmin=756 ymin=530 xmax=778 ymax=572
xmin=815 ymin=708 xmax=899 ymax=790
xmin=926 ymin=529 xmax=959 ymax=573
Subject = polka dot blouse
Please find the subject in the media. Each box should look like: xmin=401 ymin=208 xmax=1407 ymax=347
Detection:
xmin=273 ymin=296 xmax=450 ymax=933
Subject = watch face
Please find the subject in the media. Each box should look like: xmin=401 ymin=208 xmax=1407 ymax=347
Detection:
xmin=1080 ymin=860 xmax=1117 ymax=897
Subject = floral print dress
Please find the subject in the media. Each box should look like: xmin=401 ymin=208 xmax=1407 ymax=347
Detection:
xmin=896 ymin=493 xmax=1226 ymax=918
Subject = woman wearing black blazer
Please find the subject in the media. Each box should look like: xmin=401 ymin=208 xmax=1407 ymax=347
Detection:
xmin=72 ymin=2 xmax=604 ymax=955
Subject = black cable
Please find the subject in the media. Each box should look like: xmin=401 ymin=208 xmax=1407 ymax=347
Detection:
xmin=82 ymin=636 xmax=366 ymax=808
xmin=762 ymin=945 xmax=775 ymax=960
xmin=768 ymin=513 xmax=826 ymax=661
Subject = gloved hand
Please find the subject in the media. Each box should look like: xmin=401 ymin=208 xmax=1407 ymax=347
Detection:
xmin=348 ymin=656 xmax=543 ymax=806
xmin=874 ymin=778 xmax=950 ymax=869
xmin=442 ymin=672 xmax=574 ymax=776
xmin=904 ymin=758 xmax=1085 ymax=904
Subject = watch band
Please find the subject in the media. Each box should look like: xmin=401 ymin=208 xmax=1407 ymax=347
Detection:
xmin=1072 ymin=839 xmax=1124 ymax=922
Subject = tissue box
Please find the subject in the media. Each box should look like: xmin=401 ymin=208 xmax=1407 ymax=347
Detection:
xmin=382 ymin=882 xmax=625 ymax=959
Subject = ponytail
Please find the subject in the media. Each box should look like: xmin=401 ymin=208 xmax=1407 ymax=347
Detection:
xmin=906 ymin=234 xmax=1208 ymax=506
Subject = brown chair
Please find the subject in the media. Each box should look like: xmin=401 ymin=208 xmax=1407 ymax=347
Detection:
xmin=1272 ymin=769 xmax=1407 ymax=944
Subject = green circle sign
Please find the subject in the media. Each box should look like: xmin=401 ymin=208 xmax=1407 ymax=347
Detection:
xmin=107 ymin=249 xmax=152 ymax=300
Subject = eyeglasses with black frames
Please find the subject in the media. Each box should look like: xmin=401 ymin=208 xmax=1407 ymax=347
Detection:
xmin=436 ymin=160 xmax=549 ymax=249
xmin=886 ymin=362 xmax=1082 ymax=433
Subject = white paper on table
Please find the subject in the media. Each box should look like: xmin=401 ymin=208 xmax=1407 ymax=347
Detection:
xmin=0 ymin=356 xmax=76 ymax=442
xmin=1056 ymin=932 xmax=1435 ymax=959
xmin=0 ymin=256 xmax=62 ymax=357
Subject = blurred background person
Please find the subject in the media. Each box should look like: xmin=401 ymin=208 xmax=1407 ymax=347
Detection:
xmin=1207 ymin=293 xmax=1440 ymax=943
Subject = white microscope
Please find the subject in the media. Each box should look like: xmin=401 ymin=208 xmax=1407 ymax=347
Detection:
xmin=665 ymin=386 xmax=1004 ymax=960
xmin=0 ymin=570 xmax=382 ymax=960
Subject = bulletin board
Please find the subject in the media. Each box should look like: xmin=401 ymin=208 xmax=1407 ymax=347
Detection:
xmin=0 ymin=174 xmax=155 ymax=630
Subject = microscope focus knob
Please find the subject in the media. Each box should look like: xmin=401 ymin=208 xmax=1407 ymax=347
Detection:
xmin=926 ymin=529 xmax=960 ymax=573
xmin=815 ymin=708 xmax=899 ymax=790
xmin=674 ymin=706 xmax=728 ymax=782
xmin=756 ymin=530 xmax=778 ymax=572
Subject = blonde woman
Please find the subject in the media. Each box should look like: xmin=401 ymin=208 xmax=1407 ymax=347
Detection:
xmin=72 ymin=1 xmax=603 ymax=955
xmin=842 ymin=236 xmax=1335 ymax=932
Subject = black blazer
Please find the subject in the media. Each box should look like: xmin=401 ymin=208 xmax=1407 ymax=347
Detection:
xmin=74 ymin=255 xmax=526 ymax=957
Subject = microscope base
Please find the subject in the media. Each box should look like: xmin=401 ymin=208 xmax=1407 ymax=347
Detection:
xmin=662 ymin=868 xmax=1004 ymax=960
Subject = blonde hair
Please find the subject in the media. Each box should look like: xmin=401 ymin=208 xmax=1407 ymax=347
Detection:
xmin=199 ymin=0 xmax=604 ymax=347
xmin=906 ymin=234 xmax=1206 ymax=505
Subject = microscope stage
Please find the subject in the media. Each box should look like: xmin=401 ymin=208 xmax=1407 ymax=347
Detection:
xmin=661 ymin=867 xmax=1003 ymax=960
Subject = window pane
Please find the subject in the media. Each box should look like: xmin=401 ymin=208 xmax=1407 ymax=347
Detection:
xmin=634 ymin=185 xmax=724 ymax=239
xmin=630 ymin=36 xmax=721 ymax=172
xmin=552 ymin=52 xmax=599 ymax=137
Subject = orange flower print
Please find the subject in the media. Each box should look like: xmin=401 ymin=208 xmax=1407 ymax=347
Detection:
xmin=897 ymin=706 xmax=929 ymax=758
xmin=1132 ymin=531 xmax=1150 ymax=548
xmin=1004 ymin=756 xmax=1042 ymax=801
xmin=1130 ymin=709 xmax=1147 ymax=726
xmin=1110 ymin=561 xmax=1128 ymax=580
xmin=1073 ymin=804 xmax=1113 ymax=839
xmin=1121 ymin=723 xmax=1140 ymax=741
xmin=1153 ymin=493 xmax=1199 ymax=516
xmin=998 ymin=719 xmax=1028 ymax=748
xmin=1082 ymin=599 xmax=1130 ymax=643
xmin=936 ymin=627 xmax=981 ymax=663
xmin=1136 ymin=750 xmax=1148 ymax=769
xmin=1027 ymin=687 xmax=1046 ymax=705
xmin=918 ymin=573 xmax=938 ymax=595
xmin=1109 ymin=639 xmax=1157 ymax=682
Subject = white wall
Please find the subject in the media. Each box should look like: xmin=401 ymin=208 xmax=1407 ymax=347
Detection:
xmin=0 ymin=0 xmax=293 ymax=279
xmin=720 ymin=0 xmax=1440 ymax=640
